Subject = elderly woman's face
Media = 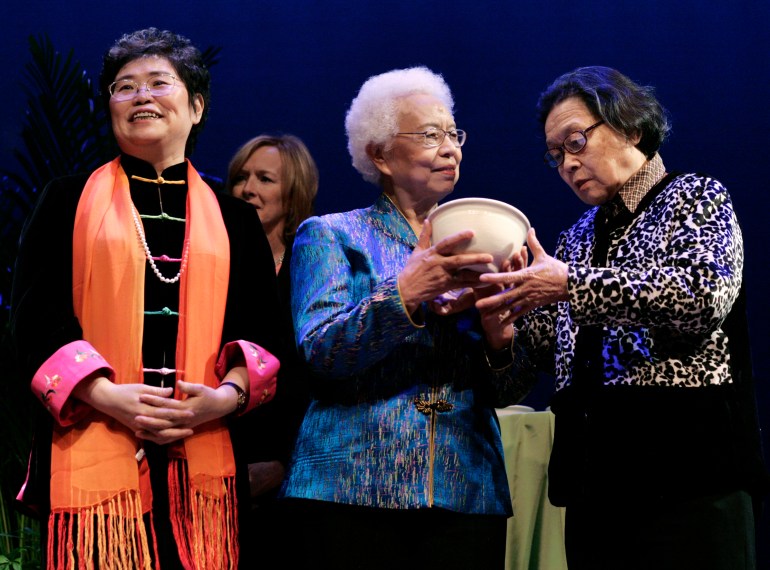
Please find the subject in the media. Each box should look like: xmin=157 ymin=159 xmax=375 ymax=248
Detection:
xmin=109 ymin=55 xmax=203 ymax=163
xmin=545 ymin=97 xmax=645 ymax=206
xmin=377 ymin=93 xmax=461 ymax=203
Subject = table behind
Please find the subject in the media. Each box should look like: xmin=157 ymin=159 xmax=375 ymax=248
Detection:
xmin=496 ymin=409 xmax=567 ymax=570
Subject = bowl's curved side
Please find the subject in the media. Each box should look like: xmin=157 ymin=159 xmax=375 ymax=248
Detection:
xmin=429 ymin=200 xmax=530 ymax=272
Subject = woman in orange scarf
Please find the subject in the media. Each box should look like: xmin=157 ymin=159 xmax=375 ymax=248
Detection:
xmin=11 ymin=28 xmax=282 ymax=569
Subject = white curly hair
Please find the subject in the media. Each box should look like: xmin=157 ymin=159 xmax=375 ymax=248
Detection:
xmin=345 ymin=66 xmax=454 ymax=185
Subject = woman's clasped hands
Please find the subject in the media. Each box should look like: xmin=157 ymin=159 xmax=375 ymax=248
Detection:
xmin=73 ymin=367 xmax=249 ymax=445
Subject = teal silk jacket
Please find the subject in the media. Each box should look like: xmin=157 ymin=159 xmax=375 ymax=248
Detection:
xmin=282 ymin=194 xmax=534 ymax=514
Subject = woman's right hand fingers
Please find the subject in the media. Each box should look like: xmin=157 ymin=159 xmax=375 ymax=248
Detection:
xmin=430 ymin=230 xmax=493 ymax=275
xmin=431 ymin=228 xmax=474 ymax=255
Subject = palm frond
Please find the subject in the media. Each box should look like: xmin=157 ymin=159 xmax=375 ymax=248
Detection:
xmin=201 ymin=45 xmax=222 ymax=69
xmin=2 ymin=34 xmax=112 ymax=204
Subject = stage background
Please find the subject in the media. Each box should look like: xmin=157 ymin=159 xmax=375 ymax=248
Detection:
xmin=1 ymin=0 xmax=768 ymax=561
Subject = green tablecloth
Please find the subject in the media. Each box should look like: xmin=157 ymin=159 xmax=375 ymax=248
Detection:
xmin=496 ymin=408 xmax=567 ymax=570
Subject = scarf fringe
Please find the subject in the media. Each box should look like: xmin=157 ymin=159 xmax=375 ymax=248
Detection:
xmin=47 ymin=489 xmax=154 ymax=570
xmin=168 ymin=458 xmax=239 ymax=570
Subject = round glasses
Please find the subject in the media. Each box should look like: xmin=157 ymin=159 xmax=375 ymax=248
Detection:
xmin=396 ymin=127 xmax=467 ymax=148
xmin=109 ymin=73 xmax=179 ymax=101
xmin=544 ymin=120 xmax=604 ymax=168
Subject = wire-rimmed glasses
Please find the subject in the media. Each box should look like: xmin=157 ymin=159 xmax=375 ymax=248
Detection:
xmin=544 ymin=120 xmax=604 ymax=168
xmin=109 ymin=74 xmax=179 ymax=102
xmin=396 ymin=127 xmax=467 ymax=148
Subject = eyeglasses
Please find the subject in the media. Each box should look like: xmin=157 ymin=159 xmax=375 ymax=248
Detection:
xmin=544 ymin=120 xmax=604 ymax=168
xmin=109 ymin=74 xmax=179 ymax=101
xmin=396 ymin=127 xmax=467 ymax=148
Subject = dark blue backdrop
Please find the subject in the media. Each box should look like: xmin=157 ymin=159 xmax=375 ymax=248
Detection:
xmin=2 ymin=0 xmax=768 ymax=558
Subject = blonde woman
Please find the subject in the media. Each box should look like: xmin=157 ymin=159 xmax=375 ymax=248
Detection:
xmin=227 ymin=134 xmax=318 ymax=567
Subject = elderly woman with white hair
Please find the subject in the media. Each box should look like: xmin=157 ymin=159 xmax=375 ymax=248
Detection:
xmin=280 ymin=67 xmax=533 ymax=569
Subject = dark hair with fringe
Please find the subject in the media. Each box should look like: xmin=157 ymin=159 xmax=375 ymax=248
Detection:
xmin=537 ymin=66 xmax=670 ymax=159
xmin=99 ymin=28 xmax=210 ymax=157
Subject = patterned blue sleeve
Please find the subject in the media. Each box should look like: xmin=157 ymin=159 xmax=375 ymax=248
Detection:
xmin=291 ymin=215 xmax=419 ymax=379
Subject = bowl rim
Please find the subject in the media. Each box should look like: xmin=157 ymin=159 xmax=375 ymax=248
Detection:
xmin=428 ymin=197 xmax=531 ymax=231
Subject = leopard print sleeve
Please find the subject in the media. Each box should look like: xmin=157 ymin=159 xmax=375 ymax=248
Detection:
xmin=567 ymin=174 xmax=742 ymax=334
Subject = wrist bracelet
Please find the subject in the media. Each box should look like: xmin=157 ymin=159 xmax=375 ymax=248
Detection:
xmin=220 ymin=381 xmax=248 ymax=415
xmin=484 ymin=329 xmax=515 ymax=372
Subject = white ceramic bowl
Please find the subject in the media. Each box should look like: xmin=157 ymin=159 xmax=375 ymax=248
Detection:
xmin=428 ymin=197 xmax=530 ymax=272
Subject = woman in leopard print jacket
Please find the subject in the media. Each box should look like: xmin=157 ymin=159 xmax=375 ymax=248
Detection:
xmin=478 ymin=66 xmax=767 ymax=570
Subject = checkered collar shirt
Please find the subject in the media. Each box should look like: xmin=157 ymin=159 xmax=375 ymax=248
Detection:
xmin=602 ymin=153 xmax=667 ymax=219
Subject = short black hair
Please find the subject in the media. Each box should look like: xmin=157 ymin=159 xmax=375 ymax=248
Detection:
xmin=537 ymin=66 xmax=670 ymax=159
xmin=99 ymin=28 xmax=210 ymax=156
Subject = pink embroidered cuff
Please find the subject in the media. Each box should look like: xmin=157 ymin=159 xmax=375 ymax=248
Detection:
xmin=31 ymin=340 xmax=114 ymax=426
xmin=216 ymin=340 xmax=279 ymax=415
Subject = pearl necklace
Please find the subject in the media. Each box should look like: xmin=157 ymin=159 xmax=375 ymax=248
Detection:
xmin=131 ymin=206 xmax=189 ymax=284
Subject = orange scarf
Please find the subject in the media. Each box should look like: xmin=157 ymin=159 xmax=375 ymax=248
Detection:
xmin=56 ymin=157 xmax=237 ymax=568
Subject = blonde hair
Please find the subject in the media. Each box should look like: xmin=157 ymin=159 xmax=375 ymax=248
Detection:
xmin=226 ymin=134 xmax=319 ymax=243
